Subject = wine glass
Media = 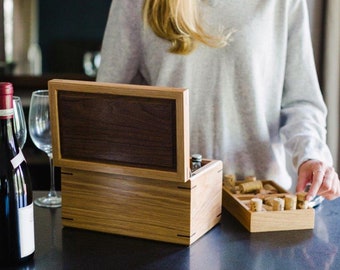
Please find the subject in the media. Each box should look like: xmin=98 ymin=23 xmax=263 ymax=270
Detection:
xmin=28 ymin=90 xmax=61 ymax=208
xmin=13 ymin=96 xmax=27 ymax=149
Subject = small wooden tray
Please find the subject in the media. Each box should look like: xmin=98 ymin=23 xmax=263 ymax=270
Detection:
xmin=222 ymin=180 xmax=315 ymax=232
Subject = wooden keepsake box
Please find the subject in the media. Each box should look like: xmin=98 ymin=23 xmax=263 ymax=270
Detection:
xmin=49 ymin=79 xmax=223 ymax=245
xmin=222 ymin=179 xmax=315 ymax=232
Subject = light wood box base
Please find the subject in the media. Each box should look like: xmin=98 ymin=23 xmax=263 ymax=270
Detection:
xmin=222 ymin=180 xmax=315 ymax=232
xmin=61 ymin=159 xmax=223 ymax=245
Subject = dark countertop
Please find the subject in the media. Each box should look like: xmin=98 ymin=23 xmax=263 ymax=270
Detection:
xmin=5 ymin=191 xmax=340 ymax=270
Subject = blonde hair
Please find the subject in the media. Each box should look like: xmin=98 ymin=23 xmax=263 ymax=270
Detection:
xmin=143 ymin=0 xmax=229 ymax=55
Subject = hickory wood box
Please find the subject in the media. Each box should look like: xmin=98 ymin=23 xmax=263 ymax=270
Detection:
xmin=49 ymin=79 xmax=223 ymax=245
xmin=222 ymin=180 xmax=315 ymax=233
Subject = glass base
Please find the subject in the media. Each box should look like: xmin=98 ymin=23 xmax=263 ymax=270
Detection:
xmin=34 ymin=195 xmax=62 ymax=208
xmin=304 ymin=183 xmax=324 ymax=208
xmin=308 ymin=195 xmax=324 ymax=208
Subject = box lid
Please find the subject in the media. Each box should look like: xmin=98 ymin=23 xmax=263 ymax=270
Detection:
xmin=49 ymin=79 xmax=190 ymax=182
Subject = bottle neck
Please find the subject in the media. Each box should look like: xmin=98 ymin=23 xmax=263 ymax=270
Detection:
xmin=0 ymin=87 xmax=14 ymax=120
xmin=0 ymin=108 xmax=14 ymax=120
xmin=0 ymin=90 xmax=16 ymax=146
xmin=0 ymin=115 xmax=18 ymax=168
xmin=0 ymin=82 xmax=17 ymax=153
xmin=0 ymin=109 xmax=14 ymax=143
xmin=0 ymin=95 xmax=14 ymax=135
xmin=0 ymin=117 xmax=15 ymax=142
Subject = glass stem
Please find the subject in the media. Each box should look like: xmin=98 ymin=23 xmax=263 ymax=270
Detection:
xmin=47 ymin=153 xmax=57 ymax=198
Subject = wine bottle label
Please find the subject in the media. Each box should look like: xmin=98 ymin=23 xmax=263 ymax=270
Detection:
xmin=0 ymin=108 xmax=14 ymax=119
xmin=18 ymin=203 xmax=35 ymax=258
xmin=11 ymin=148 xmax=26 ymax=169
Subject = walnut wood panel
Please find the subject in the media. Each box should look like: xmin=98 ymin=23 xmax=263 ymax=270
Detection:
xmin=58 ymin=91 xmax=177 ymax=171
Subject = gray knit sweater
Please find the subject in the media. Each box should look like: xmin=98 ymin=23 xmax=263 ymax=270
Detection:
xmin=97 ymin=0 xmax=332 ymax=191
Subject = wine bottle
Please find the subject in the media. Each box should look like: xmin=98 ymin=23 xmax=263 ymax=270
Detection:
xmin=0 ymin=82 xmax=35 ymax=265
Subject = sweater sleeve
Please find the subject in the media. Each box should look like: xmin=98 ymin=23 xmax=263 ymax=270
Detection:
xmin=280 ymin=0 xmax=333 ymax=170
xmin=96 ymin=0 xmax=143 ymax=83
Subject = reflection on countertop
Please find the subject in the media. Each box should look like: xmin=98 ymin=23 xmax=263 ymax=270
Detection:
xmin=5 ymin=191 xmax=340 ymax=270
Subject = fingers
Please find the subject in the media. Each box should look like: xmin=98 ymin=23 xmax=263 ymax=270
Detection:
xmin=297 ymin=160 xmax=340 ymax=201
xmin=317 ymin=170 xmax=340 ymax=200
xmin=306 ymin=167 xmax=326 ymax=200
xmin=296 ymin=160 xmax=314 ymax=192
xmin=308 ymin=166 xmax=340 ymax=201
xmin=296 ymin=173 xmax=309 ymax=193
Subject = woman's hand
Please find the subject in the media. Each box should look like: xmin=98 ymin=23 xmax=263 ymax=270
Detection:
xmin=297 ymin=159 xmax=340 ymax=201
